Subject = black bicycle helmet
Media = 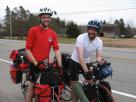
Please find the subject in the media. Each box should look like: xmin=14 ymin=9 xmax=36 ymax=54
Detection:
xmin=87 ymin=20 xmax=102 ymax=29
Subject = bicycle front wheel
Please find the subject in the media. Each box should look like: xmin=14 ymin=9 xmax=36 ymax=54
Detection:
xmin=99 ymin=83 xmax=115 ymax=102
xmin=21 ymin=72 xmax=29 ymax=98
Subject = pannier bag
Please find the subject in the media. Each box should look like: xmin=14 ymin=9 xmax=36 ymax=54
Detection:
xmin=19 ymin=63 xmax=29 ymax=71
xmin=61 ymin=53 xmax=71 ymax=85
xmin=9 ymin=50 xmax=19 ymax=61
xmin=99 ymin=81 xmax=112 ymax=101
xmin=9 ymin=48 xmax=28 ymax=69
xmin=61 ymin=53 xmax=71 ymax=70
xmin=10 ymin=65 xmax=22 ymax=84
xmin=95 ymin=63 xmax=112 ymax=80
xmin=83 ymin=84 xmax=98 ymax=101
xmin=83 ymin=81 xmax=111 ymax=102
xmin=35 ymin=84 xmax=51 ymax=102
xmin=9 ymin=48 xmax=29 ymax=84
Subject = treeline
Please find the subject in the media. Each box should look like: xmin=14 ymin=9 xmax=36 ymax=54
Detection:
xmin=0 ymin=6 xmax=134 ymax=38
xmin=103 ymin=19 xmax=133 ymax=38
xmin=0 ymin=6 xmax=81 ymax=38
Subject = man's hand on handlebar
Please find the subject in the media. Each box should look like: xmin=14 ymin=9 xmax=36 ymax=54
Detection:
xmin=97 ymin=59 xmax=107 ymax=65
xmin=83 ymin=71 xmax=93 ymax=80
xmin=35 ymin=61 xmax=45 ymax=70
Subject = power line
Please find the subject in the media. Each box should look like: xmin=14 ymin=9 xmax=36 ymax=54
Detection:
xmin=58 ymin=7 xmax=136 ymax=16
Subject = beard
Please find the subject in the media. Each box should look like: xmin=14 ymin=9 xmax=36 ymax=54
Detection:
xmin=88 ymin=33 xmax=97 ymax=40
xmin=40 ymin=20 xmax=49 ymax=28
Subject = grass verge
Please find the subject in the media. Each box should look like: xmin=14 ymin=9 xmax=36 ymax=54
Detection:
xmin=58 ymin=37 xmax=136 ymax=49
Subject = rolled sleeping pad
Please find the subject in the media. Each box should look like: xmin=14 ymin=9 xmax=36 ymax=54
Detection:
xmin=72 ymin=82 xmax=89 ymax=102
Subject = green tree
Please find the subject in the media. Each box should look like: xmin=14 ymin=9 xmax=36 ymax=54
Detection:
xmin=26 ymin=14 xmax=39 ymax=29
xmin=119 ymin=18 xmax=126 ymax=36
xmin=19 ymin=6 xmax=28 ymax=19
xmin=10 ymin=7 xmax=29 ymax=37
xmin=4 ymin=6 xmax=11 ymax=35
xmin=126 ymin=24 xmax=132 ymax=38
xmin=3 ymin=6 xmax=68 ymax=37
xmin=0 ymin=23 xmax=2 ymax=33
xmin=50 ymin=17 xmax=67 ymax=34
xmin=102 ymin=20 xmax=107 ymax=24
xmin=114 ymin=19 xmax=119 ymax=25
xmin=66 ymin=21 xmax=80 ymax=38
xmin=114 ymin=19 xmax=127 ymax=37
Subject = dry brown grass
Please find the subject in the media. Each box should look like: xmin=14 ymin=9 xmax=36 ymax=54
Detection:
xmin=58 ymin=37 xmax=136 ymax=49
xmin=101 ymin=37 xmax=136 ymax=48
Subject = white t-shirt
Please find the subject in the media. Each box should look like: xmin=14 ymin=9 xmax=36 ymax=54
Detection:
xmin=71 ymin=33 xmax=103 ymax=63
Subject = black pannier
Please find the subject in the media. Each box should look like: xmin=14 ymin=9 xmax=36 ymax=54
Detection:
xmin=83 ymin=81 xmax=111 ymax=101
xmin=83 ymin=84 xmax=98 ymax=101
xmin=40 ymin=65 xmax=62 ymax=86
xmin=61 ymin=53 xmax=71 ymax=85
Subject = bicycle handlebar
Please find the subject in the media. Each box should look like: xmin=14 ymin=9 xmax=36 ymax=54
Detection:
xmin=35 ymin=59 xmax=59 ymax=71
xmin=86 ymin=61 xmax=112 ymax=81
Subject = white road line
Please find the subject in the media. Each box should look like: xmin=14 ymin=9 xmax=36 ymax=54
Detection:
xmin=0 ymin=58 xmax=12 ymax=64
xmin=0 ymin=58 xmax=136 ymax=99
xmin=112 ymin=90 xmax=136 ymax=99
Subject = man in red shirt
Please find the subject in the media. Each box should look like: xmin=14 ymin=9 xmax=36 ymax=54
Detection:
xmin=25 ymin=7 xmax=62 ymax=102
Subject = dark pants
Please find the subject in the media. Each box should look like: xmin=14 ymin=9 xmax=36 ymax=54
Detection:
xmin=70 ymin=59 xmax=84 ymax=81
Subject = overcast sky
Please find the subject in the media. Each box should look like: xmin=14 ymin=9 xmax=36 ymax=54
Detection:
xmin=0 ymin=0 xmax=136 ymax=27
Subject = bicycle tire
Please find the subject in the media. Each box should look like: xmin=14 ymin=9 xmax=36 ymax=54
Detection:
xmin=61 ymin=86 xmax=72 ymax=101
xmin=21 ymin=72 xmax=28 ymax=98
xmin=99 ymin=83 xmax=115 ymax=102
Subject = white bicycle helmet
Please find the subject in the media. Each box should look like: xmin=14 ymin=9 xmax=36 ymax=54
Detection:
xmin=38 ymin=7 xmax=57 ymax=16
xmin=87 ymin=20 xmax=102 ymax=29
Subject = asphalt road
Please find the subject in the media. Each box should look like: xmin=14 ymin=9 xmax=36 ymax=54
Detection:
xmin=0 ymin=39 xmax=136 ymax=102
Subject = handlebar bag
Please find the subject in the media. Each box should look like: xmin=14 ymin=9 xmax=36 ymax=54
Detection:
xmin=97 ymin=64 xmax=112 ymax=80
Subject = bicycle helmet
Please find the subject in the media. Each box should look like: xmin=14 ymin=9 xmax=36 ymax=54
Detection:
xmin=38 ymin=7 xmax=57 ymax=16
xmin=87 ymin=20 xmax=102 ymax=29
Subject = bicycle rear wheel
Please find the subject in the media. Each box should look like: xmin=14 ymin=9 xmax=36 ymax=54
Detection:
xmin=52 ymin=89 xmax=61 ymax=102
xmin=61 ymin=86 xmax=72 ymax=101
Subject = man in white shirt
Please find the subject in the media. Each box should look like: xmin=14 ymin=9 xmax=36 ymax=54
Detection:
xmin=70 ymin=20 xmax=105 ymax=102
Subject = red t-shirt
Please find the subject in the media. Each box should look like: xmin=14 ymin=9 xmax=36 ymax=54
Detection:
xmin=26 ymin=25 xmax=59 ymax=61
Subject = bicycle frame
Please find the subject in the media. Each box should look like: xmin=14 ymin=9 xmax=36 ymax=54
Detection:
xmin=21 ymin=69 xmax=62 ymax=102
xmin=20 ymin=63 xmax=72 ymax=102
xmin=82 ymin=62 xmax=115 ymax=102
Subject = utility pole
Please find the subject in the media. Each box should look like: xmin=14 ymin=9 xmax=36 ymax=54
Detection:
xmin=10 ymin=11 xmax=12 ymax=39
